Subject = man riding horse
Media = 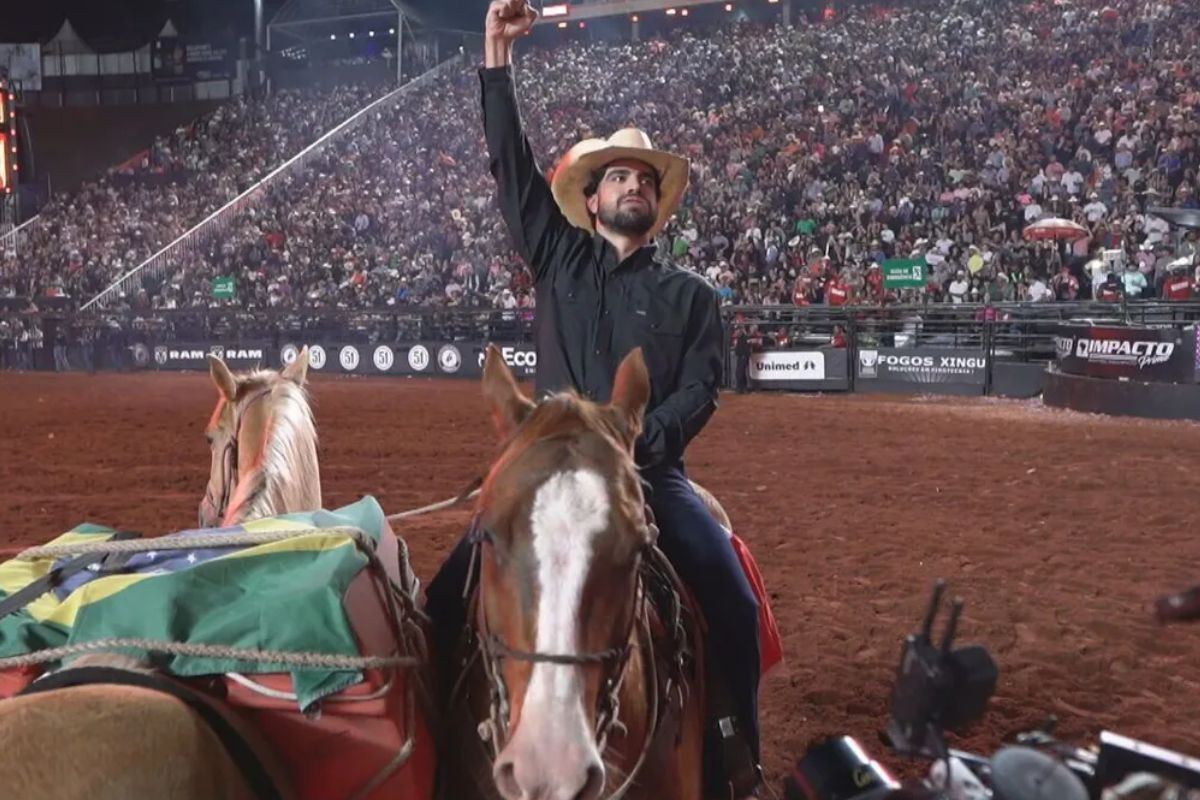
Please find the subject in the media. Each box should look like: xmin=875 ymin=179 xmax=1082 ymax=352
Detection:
xmin=424 ymin=1 xmax=763 ymax=796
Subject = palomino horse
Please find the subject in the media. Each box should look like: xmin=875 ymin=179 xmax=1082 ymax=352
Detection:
xmin=200 ymin=347 xmax=322 ymax=527
xmin=0 ymin=351 xmax=325 ymax=800
xmin=441 ymin=345 xmax=706 ymax=800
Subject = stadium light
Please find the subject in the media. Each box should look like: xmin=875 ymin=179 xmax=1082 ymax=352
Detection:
xmin=578 ymin=21 xmax=586 ymax=27
xmin=666 ymin=7 xmax=676 ymax=14
xmin=681 ymin=7 xmax=689 ymax=14
xmin=725 ymin=2 xmax=733 ymax=9
xmin=631 ymin=14 xmax=639 ymax=21
xmin=368 ymin=30 xmax=375 ymax=36
xmin=349 ymin=31 xmax=355 ymax=38
xmin=543 ymin=3 xmax=571 ymax=17
xmin=389 ymin=27 xmax=396 ymax=34
xmin=330 ymin=33 xmax=336 ymax=40
xmin=557 ymin=21 xmax=568 ymax=28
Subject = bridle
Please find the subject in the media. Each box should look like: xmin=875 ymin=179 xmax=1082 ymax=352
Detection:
xmin=205 ymin=386 xmax=274 ymax=526
xmin=468 ymin=508 xmax=659 ymax=776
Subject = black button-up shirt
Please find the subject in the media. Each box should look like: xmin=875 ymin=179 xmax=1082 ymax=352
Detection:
xmin=480 ymin=65 xmax=723 ymax=470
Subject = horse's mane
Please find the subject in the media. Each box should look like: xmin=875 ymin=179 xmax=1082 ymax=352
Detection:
xmin=231 ymin=370 xmax=320 ymax=523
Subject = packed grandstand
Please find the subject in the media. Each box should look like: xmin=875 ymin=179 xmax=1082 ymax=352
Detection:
xmin=1 ymin=0 xmax=1199 ymax=341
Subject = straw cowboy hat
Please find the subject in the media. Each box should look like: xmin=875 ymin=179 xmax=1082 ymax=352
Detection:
xmin=550 ymin=128 xmax=689 ymax=239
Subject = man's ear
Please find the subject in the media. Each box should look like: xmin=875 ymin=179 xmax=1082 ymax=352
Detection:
xmin=586 ymin=193 xmax=600 ymax=217
xmin=610 ymin=348 xmax=651 ymax=443
xmin=482 ymin=344 xmax=535 ymax=439
xmin=208 ymin=355 xmax=238 ymax=402
xmin=281 ymin=346 xmax=309 ymax=386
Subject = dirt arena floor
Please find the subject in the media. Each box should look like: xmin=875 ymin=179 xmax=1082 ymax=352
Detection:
xmin=2 ymin=371 xmax=1199 ymax=787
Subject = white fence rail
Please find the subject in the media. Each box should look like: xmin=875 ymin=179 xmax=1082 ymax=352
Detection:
xmin=80 ymin=55 xmax=463 ymax=311
xmin=0 ymin=215 xmax=41 ymax=264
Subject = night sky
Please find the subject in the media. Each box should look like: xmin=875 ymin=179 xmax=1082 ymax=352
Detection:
xmin=0 ymin=0 xmax=489 ymax=50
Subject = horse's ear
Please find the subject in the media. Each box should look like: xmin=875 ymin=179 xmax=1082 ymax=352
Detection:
xmin=281 ymin=346 xmax=309 ymax=386
xmin=611 ymin=348 xmax=651 ymax=440
xmin=482 ymin=344 xmax=534 ymax=439
xmin=208 ymin=355 xmax=238 ymax=402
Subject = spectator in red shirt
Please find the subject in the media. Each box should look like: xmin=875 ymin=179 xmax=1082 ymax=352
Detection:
xmin=825 ymin=270 xmax=851 ymax=306
xmin=830 ymin=324 xmax=847 ymax=348
xmin=865 ymin=263 xmax=885 ymax=301
xmin=1162 ymin=267 xmax=1194 ymax=301
xmin=1051 ymin=264 xmax=1080 ymax=301
xmin=1096 ymin=272 xmax=1123 ymax=302
xmin=792 ymin=274 xmax=813 ymax=306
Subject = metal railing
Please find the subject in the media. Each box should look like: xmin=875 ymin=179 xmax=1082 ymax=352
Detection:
xmin=0 ymin=215 xmax=41 ymax=264
xmin=78 ymin=54 xmax=465 ymax=312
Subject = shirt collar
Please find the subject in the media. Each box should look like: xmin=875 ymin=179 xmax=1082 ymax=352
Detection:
xmin=592 ymin=234 xmax=659 ymax=274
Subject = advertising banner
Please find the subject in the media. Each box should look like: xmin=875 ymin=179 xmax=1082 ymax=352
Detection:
xmin=750 ymin=351 xmax=826 ymax=381
xmin=277 ymin=341 xmax=531 ymax=380
xmin=1054 ymin=324 xmax=1194 ymax=383
xmin=882 ymin=258 xmax=927 ymax=289
xmin=153 ymin=38 xmax=233 ymax=83
xmin=145 ymin=342 xmax=270 ymax=371
xmin=857 ymin=347 xmax=987 ymax=386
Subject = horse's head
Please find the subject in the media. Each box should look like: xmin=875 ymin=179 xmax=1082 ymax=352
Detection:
xmin=199 ymin=348 xmax=321 ymax=528
xmin=476 ymin=344 xmax=654 ymax=800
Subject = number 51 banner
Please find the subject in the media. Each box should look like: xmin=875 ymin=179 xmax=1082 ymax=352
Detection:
xmin=881 ymin=258 xmax=927 ymax=289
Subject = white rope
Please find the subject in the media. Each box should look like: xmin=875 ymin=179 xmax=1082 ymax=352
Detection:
xmin=224 ymin=670 xmax=396 ymax=703
xmin=386 ymin=488 xmax=481 ymax=523
xmin=0 ymin=637 xmax=420 ymax=672
xmin=13 ymin=525 xmax=370 ymax=561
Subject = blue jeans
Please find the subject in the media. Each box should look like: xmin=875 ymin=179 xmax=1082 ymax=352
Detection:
xmin=424 ymin=463 xmax=762 ymax=760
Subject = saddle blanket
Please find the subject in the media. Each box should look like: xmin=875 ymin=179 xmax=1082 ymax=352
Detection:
xmin=0 ymin=497 xmax=394 ymax=709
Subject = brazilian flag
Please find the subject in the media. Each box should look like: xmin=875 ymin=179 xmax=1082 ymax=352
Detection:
xmin=0 ymin=497 xmax=390 ymax=709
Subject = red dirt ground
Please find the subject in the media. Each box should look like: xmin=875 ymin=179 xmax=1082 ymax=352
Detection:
xmin=2 ymin=371 xmax=1198 ymax=788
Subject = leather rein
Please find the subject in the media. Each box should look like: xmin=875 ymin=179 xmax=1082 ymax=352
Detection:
xmin=206 ymin=387 xmax=274 ymax=526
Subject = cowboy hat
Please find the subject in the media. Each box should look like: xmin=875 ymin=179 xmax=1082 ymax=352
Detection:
xmin=550 ymin=128 xmax=689 ymax=239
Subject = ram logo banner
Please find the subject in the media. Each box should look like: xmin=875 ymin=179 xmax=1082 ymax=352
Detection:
xmin=209 ymin=345 xmax=225 ymax=361
xmin=154 ymin=346 xmax=169 ymax=366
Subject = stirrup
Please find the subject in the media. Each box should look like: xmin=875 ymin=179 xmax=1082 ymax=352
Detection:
xmin=711 ymin=715 xmax=763 ymax=799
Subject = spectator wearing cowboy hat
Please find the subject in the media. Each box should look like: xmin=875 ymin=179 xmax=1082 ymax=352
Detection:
xmin=423 ymin=2 xmax=763 ymax=798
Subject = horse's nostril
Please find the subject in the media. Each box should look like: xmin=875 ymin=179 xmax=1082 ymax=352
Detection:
xmin=494 ymin=759 xmax=521 ymax=800
xmin=574 ymin=763 xmax=605 ymax=800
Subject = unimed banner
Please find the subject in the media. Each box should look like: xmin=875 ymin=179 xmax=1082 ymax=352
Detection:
xmin=1054 ymin=324 xmax=1195 ymax=383
xmin=857 ymin=347 xmax=986 ymax=386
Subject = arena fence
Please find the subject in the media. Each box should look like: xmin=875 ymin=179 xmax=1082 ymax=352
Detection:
xmin=6 ymin=302 xmax=1199 ymax=401
xmin=77 ymin=54 xmax=465 ymax=312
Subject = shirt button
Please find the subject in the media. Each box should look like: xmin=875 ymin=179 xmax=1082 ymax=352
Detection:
xmin=594 ymin=349 xmax=601 ymax=356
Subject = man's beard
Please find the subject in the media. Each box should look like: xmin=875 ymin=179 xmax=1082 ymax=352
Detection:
xmin=598 ymin=198 xmax=656 ymax=237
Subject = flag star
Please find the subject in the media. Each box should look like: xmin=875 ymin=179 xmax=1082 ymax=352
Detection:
xmin=87 ymin=562 xmax=101 ymax=572
xmin=147 ymin=551 xmax=158 ymax=560
xmin=186 ymin=553 xmax=197 ymax=564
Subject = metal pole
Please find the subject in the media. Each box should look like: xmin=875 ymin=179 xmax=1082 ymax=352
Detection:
xmin=254 ymin=0 xmax=264 ymax=91
xmin=397 ymin=11 xmax=404 ymax=84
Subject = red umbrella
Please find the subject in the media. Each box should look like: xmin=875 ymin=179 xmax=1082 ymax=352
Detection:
xmin=1101 ymin=6 xmax=1120 ymax=21
xmin=1023 ymin=217 xmax=1089 ymax=241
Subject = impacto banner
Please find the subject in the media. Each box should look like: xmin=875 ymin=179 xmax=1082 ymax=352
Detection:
xmin=1054 ymin=324 xmax=1195 ymax=383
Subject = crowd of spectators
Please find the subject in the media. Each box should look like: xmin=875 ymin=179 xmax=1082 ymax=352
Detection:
xmin=3 ymin=0 xmax=1200 ymax=317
